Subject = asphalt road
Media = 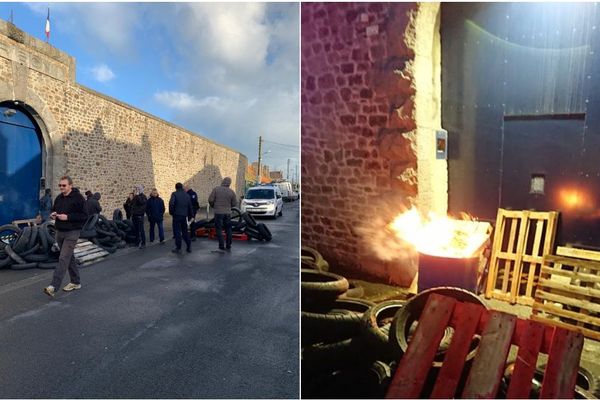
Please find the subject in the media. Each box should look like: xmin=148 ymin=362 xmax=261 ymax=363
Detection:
xmin=0 ymin=202 xmax=300 ymax=399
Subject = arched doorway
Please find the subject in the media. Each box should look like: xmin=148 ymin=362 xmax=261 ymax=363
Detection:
xmin=0 ymin=102 xmax=43 ymax=225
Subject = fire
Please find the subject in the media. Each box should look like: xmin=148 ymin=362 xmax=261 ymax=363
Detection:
xmin=387 ymin=208 xmax=490 ymax=258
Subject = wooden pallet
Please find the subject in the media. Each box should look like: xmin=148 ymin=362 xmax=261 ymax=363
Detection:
xmin=74 ymin=239 xmax=109 ymax=266
xmin=532 ymin=246 xmax=600 ymax=341
xmin=386 ymin=293 xmax=583 ymax=399
xmin=485 ymin=209 xmax=558 ymax=305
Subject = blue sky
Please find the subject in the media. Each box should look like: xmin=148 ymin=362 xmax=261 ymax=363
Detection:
xmin=4 ymin=3 xmax=299 ymax=174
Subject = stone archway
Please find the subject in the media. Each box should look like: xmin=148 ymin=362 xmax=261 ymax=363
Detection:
xmin=0 ymin=80 xmax=63 ymax=194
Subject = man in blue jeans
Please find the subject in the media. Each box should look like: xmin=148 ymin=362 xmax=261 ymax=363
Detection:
xmin=169 ymin=182 xmax=193 ymax=253
xmin=208 ymin=177 xmax=238 ymax=251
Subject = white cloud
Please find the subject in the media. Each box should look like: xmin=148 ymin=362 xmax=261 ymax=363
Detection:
xmin=90 ymin=64 xmax=115 ymax=83
xmin=153 ymin=92 xmax=224 ymax=111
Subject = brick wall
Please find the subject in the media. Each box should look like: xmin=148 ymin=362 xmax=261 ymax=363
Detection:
xmin=302 ymin=3 xmax=440 ymax=286
xmin=0 ymin=21 xmax=247 ymax=216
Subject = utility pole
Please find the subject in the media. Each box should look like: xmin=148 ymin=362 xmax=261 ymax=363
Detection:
xmin=256 ymin=135 xmax=262 ymax=184
xmin=286 ymin=159 xmax=290 ymax=181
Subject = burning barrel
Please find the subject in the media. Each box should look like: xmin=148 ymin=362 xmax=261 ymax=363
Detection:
xmin=418 ymin=253 xmax=480 ymax=293
xmin=387 ymin=208 xmax=491 ymax=293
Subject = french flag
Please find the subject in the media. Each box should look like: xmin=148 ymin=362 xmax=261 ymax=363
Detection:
xmin=45 ymin=8 xmax=50 ymax=40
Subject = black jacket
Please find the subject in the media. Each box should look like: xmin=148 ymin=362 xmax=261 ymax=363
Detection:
xmin=169 ymin=189 xmax=193 ymax=218
xmin=52 ymin=188 xmax=88 ymax=231
xmin=131 ymin=194 xmax=148 ymax=216
xmin=146 ymin=196 xmax=165 ymax=222
xmin=84 ymin=196 xmax=102 ymax=215
xmin=187 ymin=189 xmax=200 ymax=212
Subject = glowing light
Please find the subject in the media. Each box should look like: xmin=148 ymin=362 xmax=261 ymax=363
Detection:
xmin=387 ymin=208 xmax=490 ymax=259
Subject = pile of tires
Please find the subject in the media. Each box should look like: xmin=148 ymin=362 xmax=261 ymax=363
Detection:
xmin=0 ymin=222 xmax=60 ymax=270
xmin=191 ymin=207 xmax=273 ymax=242
xmin=80 ymin=213 xmax=129 ymax=253
xmin=301 ymin=248 xmax=489 ymax=399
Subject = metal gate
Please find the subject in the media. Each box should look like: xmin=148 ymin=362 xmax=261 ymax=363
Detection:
xmin=0 ymin=105 xmax=42 ymax=225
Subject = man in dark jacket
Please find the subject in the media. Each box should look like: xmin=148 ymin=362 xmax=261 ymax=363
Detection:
xmin=169 ymin=182 xmax=193 ymax=253
xmin=43 ymin=176 xmax=87 ymax=297
xmin=185 ymin=185 xmax=200 ymax=241
xmin=84 ymin=190 xmax=102 ymax=215
xmin=39 ymin=188 xmax=53 ymax=222
xmin=146 ymin=188 xmax=165 ymax=243
xmin=131 ymin=185 xmax=148 ymax=249
xmin=208 ymin=177 xmax=238 ymax=251
xmin=123 ymin=192 xmax=134 ymax=220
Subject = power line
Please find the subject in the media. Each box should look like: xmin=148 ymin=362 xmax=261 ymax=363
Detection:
xmin=262 ymin=139 xmax=299 ymax=149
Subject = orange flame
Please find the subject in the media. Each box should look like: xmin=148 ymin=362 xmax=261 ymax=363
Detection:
xmin=387 ymin=208 xmax=490 ymax=258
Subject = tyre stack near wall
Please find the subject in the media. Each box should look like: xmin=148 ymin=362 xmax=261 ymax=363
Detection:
xmin=300 ymin=248 xmax=598 ymax=398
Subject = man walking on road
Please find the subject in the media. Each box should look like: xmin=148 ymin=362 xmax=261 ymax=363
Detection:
xmin=44 ymin=176 xmax=87 ymax=297
xmin=208 ymin=177 xmax=237 ymax=251
xmin=169 ymin=182 xmax=193 ymax=253
xmin=185 ymin=185 xmax=200 ymax=241
xmin=131 ymin=185 xmax=148 ymax=249
xmin=146 ymin=188 xmax=165 ymax=243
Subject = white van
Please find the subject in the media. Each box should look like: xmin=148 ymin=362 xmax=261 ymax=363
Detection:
xmin=274 ymin=181 xmax=296 ymax=202
xmin=241 ymin=185 xmax=284 ymax=218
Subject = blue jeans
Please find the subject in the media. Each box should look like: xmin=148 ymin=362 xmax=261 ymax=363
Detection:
xmin=215 ymin=214 xmax=232 ymax=249
xmin=132 ymin=215 xmax=146 ymax=246
xmin=149 ymin=219 xmax=164 ymax=242
xmin=173 ymin=215 xmax=191 ymax=250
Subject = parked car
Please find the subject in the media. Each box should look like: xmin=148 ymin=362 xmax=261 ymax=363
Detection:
xmin=241 ymin=186 xmax=284 ymax=218
xmin=274 ymin=181 xmax=295 ymax=202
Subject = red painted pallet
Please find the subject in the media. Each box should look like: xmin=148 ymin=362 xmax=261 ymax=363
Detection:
xmin=195 ymin=227 xmax=249 ymax=241
xmin=386 ymin=293 xmax=584 ymax=399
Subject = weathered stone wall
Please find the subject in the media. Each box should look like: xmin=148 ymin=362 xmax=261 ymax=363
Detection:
xmin=0 ymin=20 xmax=247 ymax=215
xmin=301 ymin=3 xmax=443 ymax=286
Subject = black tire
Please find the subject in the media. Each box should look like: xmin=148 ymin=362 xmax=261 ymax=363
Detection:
xmin=301 ymin=246 xmax=330 ymax=271
xmin=12 ymin=227 xmax=31 ymax=253
xmin=27 ymin=225 xmax=38 ymax=250
xmin=116 ymin=240 xmax=127 ymax=249
xmin=257 ymin=223 xmax=272 ymax=241
xmin=242 ymin=212 xmax=258 ymax=228
xmin=122 ymin=219 xmax=134 ymax=230
xmin=79 ymin=229 xmax=98 ymax=239
xmin=45 ymin=222 xmax=57 ymax=247
xmin=113 ymin=209 xmax=123 ymax=221
xmin=10 ymin=262 xmax=37 ymax=270
xmin=340 ymin=281 xmax=365 ymax=299
xmin=82 ymin=214 xmax=99 ymax=232
xmin=302 ymin=336 xmax=371 ymax=375
xmin=245 ymin=226 xmax=262 ymax=241
xmin=24 ymin=253 xmax=49 ymax=262
xmin=361 ymin=300 xmax=406 ymax=362
xmin=301 ymin=269 xmax=350 ymax=312
xmin=302 ymin=298 xmax=375 ymax=346
xmin=0 ymin=255 xmax=13 ymax=269
xmin=19 ymin=244 xmax=40 ymax=257
xmin=231 ymin=207 xmax=242 ymax=223
xmin=99 ymin=243 xmax=117 ymax=253
xmin=37 ymin=261 xmax=58 ymax=270
xmin=278 ymin=207 xmax=283 ymax=217
xmin=5 ymin=244 xmax=26 ymax=264
xmin=38 ymin=223 xmax=49 ymax=253
xmin=0 ymin=224 xmax=21 ymax=245
xmin=390 ymin=287 xmax=487 ymax=368
xmin=96 ymin=228 xmax=116 ymax=237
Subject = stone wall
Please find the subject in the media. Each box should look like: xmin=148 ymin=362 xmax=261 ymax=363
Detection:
xmin=301 ymin=3 xmax=443 ymax=286
xmin=0 ymin=20 xmax=247 ymax=215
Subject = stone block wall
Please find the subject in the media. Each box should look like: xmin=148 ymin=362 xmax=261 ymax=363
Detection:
xmin=301 ymin=3 xmax=443 ymax=286
xmin=0 ymin=20 xmax=246 ymax=216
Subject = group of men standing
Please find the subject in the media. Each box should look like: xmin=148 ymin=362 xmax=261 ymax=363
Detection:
xmin=42 ymin=176 xmax=238 ymax=298
xmin=122 ymin=184 xmax=201 ymax=250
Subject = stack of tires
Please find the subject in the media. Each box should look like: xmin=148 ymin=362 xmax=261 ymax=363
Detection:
xmin=192 ymin=208 xmax=273 ymax=242
xmin=301 ymin=247 xmax=490 ymax=398
xmin=0 ymin=222 xmax=60 ymax=270
xmin=80 ymin=213 xmax=129 ymax=253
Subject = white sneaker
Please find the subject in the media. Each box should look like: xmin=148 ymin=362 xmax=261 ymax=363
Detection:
xmin=43 ymin=285 xmax=56 ymax=297
xmin=63 ymin=283 xmax=81 ymax=292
